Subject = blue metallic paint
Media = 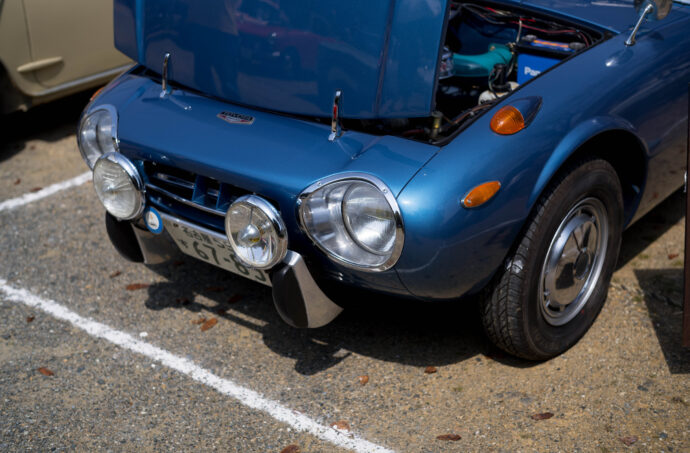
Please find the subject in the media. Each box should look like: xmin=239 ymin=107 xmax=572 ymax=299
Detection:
xmin=113 ymin=0 xmax=448 ymax=119
xmin=395 ymin=8 xmax=690 ymax=299
xmin=89 ymin=71 xmax=439 ymax=296
xmin=93 ymin=0 xmax=690 ymax=302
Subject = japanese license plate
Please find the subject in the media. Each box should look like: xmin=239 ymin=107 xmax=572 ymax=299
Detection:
xmin=162 ymin=215 xmax=271 ymax=286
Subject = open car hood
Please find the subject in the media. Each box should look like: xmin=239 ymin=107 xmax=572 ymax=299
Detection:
xmin=114 ymin=0 xmax=448 ymax=119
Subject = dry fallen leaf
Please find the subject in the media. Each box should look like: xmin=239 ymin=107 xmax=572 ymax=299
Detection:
xmin=668 ymin=253 xmax=679 ymax=260
xmin=200 ymin=317 xmax=218 ymax=331
xmin=227 ymin=294 xmax=243 ymax=304
xmin=205 ymin=286 xmax=225 ymax=293
xmin=30 ymin=187 xmax=42 ymax=193
xmin=436 ymin=434 xmax=462 ymax=441
xmin=13 ymin=178 xmax=21 ymax=185
xmin=26 ymin=316 xmax=35 ymax=323
xmin=109 ymin=270 xmax=122 ymax=278
xmin=357 ymin=375 xmax=369 ymax=385
xmin=530 ymin=412 xmax=554 ymax=420
xmin=280 ymin=446 xmax=300 ymax=453
xmin=331 ymin=420 xmax=350 ymax=432
xmin=619 ymin=436 xmax=638 ymax=447
xmin=125 ymin=283 xmax=150 ymax=291
xmin=424 ymin=366 xmax=438 ymax=374
xmin=37 ymin=367 xmax=54 ymax=376
xmin=191 ymin=317 xmax=207 ymax=325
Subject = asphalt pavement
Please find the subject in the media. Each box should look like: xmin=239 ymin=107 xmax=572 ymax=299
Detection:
xmin=1 ymin=94 xmax=689 ymax=452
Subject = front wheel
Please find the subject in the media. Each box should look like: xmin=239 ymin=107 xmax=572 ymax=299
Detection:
xmin=481 ymin=158 xmax=624 ymax=360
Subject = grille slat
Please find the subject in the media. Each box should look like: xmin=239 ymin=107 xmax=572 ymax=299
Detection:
xmin=143 ymin=161 xmax=252 ymax=218
xmin=152 ymin=173 xmax=196 ymax=190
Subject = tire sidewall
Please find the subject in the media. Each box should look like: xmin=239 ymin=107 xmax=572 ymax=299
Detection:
xmin=522 ymin=160 xmax=623 ymax=358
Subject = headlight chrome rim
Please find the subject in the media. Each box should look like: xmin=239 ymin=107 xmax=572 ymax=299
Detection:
xmin=93 ymin=152 xmax=145 ymax=220
xmin=225 ymin=195 xmax=288 ymax=270
xmin=77 ymin=104 xmax=119 ymax=170
xmin=297 ymin=173 xmax=405 ymax=272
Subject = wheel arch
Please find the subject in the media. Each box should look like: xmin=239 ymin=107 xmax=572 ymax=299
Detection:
xmin=0 ymin=59 xmax=30 ymax=113
xmin=529 ymin=117 xmax=648 ymax=227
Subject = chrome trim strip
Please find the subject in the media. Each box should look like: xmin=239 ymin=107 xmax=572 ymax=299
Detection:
xmin=296 ymin=172 xmax=405 ymax=272
xmin=33 ymin=64 xmax=132 ymax=98
xmin=17 ymin=56 xmax=64 ymax=74
xmin=151 ymin=173 xmax=196 ymax=190
xmin=145 ymin=183 xmax=226 ymax=217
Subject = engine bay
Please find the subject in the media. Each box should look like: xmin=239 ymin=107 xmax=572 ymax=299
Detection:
xmin=343 ymin=1 xmax=605 ymax=143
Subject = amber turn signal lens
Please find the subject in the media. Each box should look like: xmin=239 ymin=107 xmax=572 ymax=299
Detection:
xmin=462 ymin=181 xmax=501 ymax=208
xmin=490 ymin=106 xmax=525 ymax=135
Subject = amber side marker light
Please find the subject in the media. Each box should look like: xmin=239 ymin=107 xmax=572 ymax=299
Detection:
xmin=462 ymin=181 xmax=502 ymax=208
xmin=490 ymin=106 xmax=525 ymax=135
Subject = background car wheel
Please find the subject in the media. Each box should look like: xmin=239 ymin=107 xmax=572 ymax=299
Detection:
xmin=481 ymin=158 xmax=624 ymax=360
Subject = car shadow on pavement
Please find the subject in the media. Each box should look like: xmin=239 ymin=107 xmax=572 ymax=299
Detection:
xmin=619 ymin=188 xmax=689 ymax=374
xmin=0 ymin=91 xmax=92 ymax=161
xmin=141 ymin=259 xmax=532 ymax=375
xmin=634 ymin=268 xmax=689 ymax=374
xmin=136 ymin=189 xmax=687 ymax=375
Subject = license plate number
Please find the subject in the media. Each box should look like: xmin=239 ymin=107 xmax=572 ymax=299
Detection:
xmin=162 ymin=217 xmax=271 ymax=286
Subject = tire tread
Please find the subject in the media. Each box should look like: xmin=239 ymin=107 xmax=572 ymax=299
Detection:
xmin=481 ymin=157 xmax=618 ymax=360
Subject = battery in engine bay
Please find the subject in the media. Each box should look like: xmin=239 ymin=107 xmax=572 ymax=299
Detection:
xmin=516 ymin=34 xmax=583 ymax=84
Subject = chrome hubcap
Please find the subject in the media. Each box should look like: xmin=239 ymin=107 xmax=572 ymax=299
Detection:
xmin=539 ymin=198 xmax=608 ymax=326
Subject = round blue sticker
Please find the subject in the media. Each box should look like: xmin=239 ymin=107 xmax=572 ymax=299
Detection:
xmin=144 ymin=207 xmax=163 ymax=234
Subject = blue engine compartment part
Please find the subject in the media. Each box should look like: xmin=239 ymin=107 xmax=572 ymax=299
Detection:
xmin=451 ymin=44 xmax=512 ymax=78
xmin=517 ymin=53 xmax=560 ymax=84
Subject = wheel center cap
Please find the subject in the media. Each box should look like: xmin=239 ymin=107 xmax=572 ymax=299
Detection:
xmin=573 ymin=251 xmax=591 ymax=280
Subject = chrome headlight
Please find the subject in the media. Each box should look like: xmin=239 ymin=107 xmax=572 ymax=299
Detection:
xmin=92 ymin=152 xmax=145 ymax=220
xmin=298 ymin=174 xmax=404 ymax=271
xmin=225 ymin=195 xmax=288 ymax=269
xmin=78 ymin=105 xmax=118 ymax=169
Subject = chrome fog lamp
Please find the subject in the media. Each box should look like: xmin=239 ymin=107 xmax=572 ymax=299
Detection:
xmin=92 ymin=152 xmax=145 ymax=220
xmin=225 ymin=195 xmax=288 ymax=269
xmin=78 ymin=105 xmax=119 ymax=169
xmin=298 ymin=174 xmax=404 ymax=271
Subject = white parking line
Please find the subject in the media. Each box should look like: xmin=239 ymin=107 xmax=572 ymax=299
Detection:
xmin=0 ymin=280 xmax=394 ymax=453
xmin=0 ymin=171 xmax=92 ymax=213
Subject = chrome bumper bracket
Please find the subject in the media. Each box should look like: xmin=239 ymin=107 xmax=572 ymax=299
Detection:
xmin=271 ymin=251 xmax=343 ymax=328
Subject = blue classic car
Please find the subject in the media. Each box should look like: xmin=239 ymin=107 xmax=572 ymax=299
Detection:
xmin=78 ymin=0 xmax=690 ymax=359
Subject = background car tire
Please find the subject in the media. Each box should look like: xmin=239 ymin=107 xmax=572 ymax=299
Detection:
xmin=481 ymin=158 xmax=624 ymax=360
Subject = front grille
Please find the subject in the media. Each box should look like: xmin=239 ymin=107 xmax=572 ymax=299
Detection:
xmin=143 ymin=161 xmax=252 ymax=223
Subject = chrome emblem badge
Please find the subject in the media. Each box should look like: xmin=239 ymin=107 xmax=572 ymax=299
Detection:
xmin=217 ymin=111 xmax=254 ymax=125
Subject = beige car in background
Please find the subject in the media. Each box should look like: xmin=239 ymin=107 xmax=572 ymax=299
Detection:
xmin=0 ymin=0 xmax=130 ymax=113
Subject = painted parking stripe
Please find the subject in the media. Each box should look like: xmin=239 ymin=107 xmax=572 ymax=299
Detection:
xmin=0 ymin=171 xmax=91 ymax=213
xmin=0 ymin=280 xmax=394 ymax=453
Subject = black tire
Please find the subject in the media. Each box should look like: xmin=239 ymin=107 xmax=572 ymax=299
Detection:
xmin=481 ymin=158 xmax=624 ymax=360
